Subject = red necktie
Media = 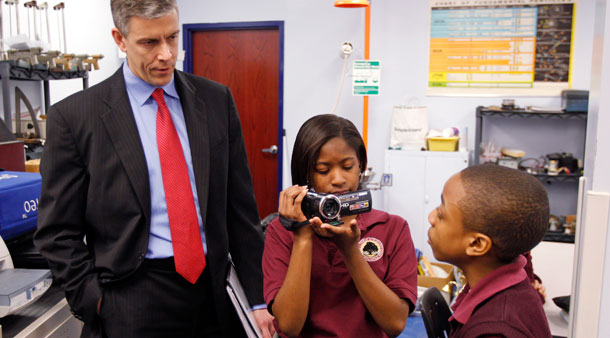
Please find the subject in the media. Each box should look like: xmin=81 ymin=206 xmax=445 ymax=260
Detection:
xmin=152 ymin=88 xmax=206 ymax=284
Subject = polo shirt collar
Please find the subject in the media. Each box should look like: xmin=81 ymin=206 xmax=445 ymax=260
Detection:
xmin=357 ymin=209 xmax=389 ymax=230
xmin=122 ymin=61 xmax=179 ymax=106
xmin=450 ymin=255 xmax=527 ymax=324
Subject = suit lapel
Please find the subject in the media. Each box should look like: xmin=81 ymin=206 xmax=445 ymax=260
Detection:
xmin=99 ymin=67 xmax=151 ymax=222
xmin=175 ymin=71 xmax=210 ymax=225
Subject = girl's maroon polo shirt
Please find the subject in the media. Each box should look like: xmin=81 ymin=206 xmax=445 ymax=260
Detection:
xmin=263 ymin=209 xmax=418 ymax=338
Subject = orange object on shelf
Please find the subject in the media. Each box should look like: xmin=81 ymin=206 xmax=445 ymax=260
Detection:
xmin=25 ymin=159 xmax=41 ymax=173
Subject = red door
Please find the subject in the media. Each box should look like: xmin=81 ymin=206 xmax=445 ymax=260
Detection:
xmin=189 ymin=24 xmax=282 ymax=219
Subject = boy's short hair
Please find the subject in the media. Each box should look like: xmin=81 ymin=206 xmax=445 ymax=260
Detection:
xmin=459 ymin=163 xmax=549 ymax=262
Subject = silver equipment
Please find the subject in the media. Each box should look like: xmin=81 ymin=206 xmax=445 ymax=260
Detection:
xmin=23 ymin=0 xmax=36 ymax=40
xmin=52 ymin=2 xmax=65 ymax=53
xmin=1 ymin=1 xmax=4 ymax=56
xmin=38 ymin=2 xmax=50 ymax=47
xmin=5 ymin=0 xmax=21 ymax=36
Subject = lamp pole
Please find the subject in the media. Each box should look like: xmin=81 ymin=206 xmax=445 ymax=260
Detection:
xmin=363 ymin=3 xmax=370 ymax=148
xmin=334 ymin=0 xmax=371 ymax=147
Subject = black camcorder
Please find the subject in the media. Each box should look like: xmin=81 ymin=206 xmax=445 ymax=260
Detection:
xmin=301 ymin=189 xmax=373 ymax=225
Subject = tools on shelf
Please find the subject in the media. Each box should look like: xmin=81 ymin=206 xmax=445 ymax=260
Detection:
xmin=1 ymin=1 xmax=104 ymax=72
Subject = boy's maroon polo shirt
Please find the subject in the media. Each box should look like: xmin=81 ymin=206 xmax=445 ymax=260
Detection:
xmin=449 ymin=255 xmax=551 ymax=338
xmin=263 ymin=209 xmax=418 ymax=338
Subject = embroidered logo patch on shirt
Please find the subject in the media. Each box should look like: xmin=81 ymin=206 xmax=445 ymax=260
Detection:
xmin=358 ymin=237 xmax=384 ymax=262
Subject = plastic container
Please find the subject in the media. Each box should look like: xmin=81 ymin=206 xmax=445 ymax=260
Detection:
xmin=426 ymin=136 xmax=459 ymax=151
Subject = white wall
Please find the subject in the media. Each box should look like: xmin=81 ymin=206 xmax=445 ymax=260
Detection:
xmin=7 ymin=1 xmax=610 ymax=335
xmin=586 ymin=0 xmax=610 ymax=193
xmin=177 ymin=0 xmax=597 ymax=193
xmin=588 ymin=0 xmax=610 ymax=335
xmin=44 ymin=0 xmax=596 ymax=191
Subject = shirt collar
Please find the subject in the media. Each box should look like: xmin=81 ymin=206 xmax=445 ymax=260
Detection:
xmin=450 ymin=255 xmax=528 ymax=324
xmin=122 ymin=61 xmax=180 ymax=106
xmin=357 ymin=209 xmax=389 ymax=230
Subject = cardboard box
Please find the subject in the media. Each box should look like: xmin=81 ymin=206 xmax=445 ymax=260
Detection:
xmin=417 ymin=262 xmax=455 ymax=289
xmin=25 ymin=159 xmax=40 ymax=173
xmin=427 ymin=137 xmax=459 ymax=151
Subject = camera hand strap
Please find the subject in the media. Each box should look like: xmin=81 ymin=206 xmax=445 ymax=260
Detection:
xmin=279 ymin=215 xmax=311 ymax=232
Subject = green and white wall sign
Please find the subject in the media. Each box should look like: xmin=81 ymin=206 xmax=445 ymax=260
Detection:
xmin=353 ymin=60 xmax=380 ymax=96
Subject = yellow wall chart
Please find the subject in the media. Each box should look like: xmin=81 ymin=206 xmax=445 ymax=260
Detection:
xmin=428 ymin=0 xmax=575 ymax=96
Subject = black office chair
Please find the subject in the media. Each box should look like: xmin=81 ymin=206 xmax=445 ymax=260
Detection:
xmin=260 ymin=212 xmax=279 ymax=237
xmin=420 ymin=287 xmax=452 ymax=338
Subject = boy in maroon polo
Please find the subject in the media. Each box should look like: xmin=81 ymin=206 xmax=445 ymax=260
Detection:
xmin=427 ymin=164 xmax=552 ymax=338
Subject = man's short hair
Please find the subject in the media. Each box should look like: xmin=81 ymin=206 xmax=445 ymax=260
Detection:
xmin=111 ymin=0 xmax=178 ymax=36
xmin=459 ymin=163 xmax=549 ymax=262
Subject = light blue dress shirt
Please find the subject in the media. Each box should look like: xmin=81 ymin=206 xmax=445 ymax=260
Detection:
xmin=123 ymin=64 xmax=265 ymax=310
xmin=122 ymin=63 xmax=208 ymax=259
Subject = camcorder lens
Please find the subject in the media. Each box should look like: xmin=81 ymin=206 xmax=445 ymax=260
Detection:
xmin=321 ymin=198 xmax=340 ymax=219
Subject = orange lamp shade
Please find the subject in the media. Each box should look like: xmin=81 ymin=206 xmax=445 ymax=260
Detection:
xmin=334 ymin=0 xmax=370 ymax=8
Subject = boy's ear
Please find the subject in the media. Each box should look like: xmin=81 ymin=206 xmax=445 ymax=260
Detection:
xmin=465 ymin=232 xmax=493 ymax=257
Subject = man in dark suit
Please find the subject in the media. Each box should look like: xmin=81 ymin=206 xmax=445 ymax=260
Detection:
xmin=33 ymin=1 xmax=274 ymax=337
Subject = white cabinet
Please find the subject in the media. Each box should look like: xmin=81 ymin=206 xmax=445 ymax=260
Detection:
xmin=383 ymin=149 xmax=469 ymax=260
xmin=530 ymin=241 xmax=573 ymax=336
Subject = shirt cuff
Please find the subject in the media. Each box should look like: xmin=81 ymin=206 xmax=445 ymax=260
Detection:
xmin=251 ymin=303 xmax=267 ymax=310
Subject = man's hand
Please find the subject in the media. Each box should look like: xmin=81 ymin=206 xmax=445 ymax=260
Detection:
xmin=252 ymin=308 xmax=275 ymax=338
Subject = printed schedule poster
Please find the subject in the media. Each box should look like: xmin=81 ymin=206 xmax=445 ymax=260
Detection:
xmin=428 ymin=0 xmax=576 ymax=96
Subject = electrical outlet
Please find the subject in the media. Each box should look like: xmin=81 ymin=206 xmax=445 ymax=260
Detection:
xmin=341 ymin=42 xmax=353 ymax=55
xmin=381 ymin=173 xmax=393 ymax=187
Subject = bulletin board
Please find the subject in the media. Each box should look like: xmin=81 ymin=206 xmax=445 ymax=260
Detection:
xmin=427 ymin=0 xmax=576 ymax=96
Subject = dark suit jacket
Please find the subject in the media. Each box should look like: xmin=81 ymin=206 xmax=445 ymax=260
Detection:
xmin=34 ymin=66 xmax=265 ymax=334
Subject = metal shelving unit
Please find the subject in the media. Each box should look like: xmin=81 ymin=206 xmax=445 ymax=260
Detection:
xmin=475 ymin=106 xmax=587 ymax=166
xmin=0 ymin=284 xmax=83 ymax=337
xmin=532 ymin=172 xmax=583 ymax=183
xmin=474 ymin=106 xmax=588 ymax=243
xmin=0 ymin=60 xmax=89 ymax=133
xmin=543 ymin=231 xmax=575 ymax=243
xmin=476 ymin=108 xmax=587 ymax=120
